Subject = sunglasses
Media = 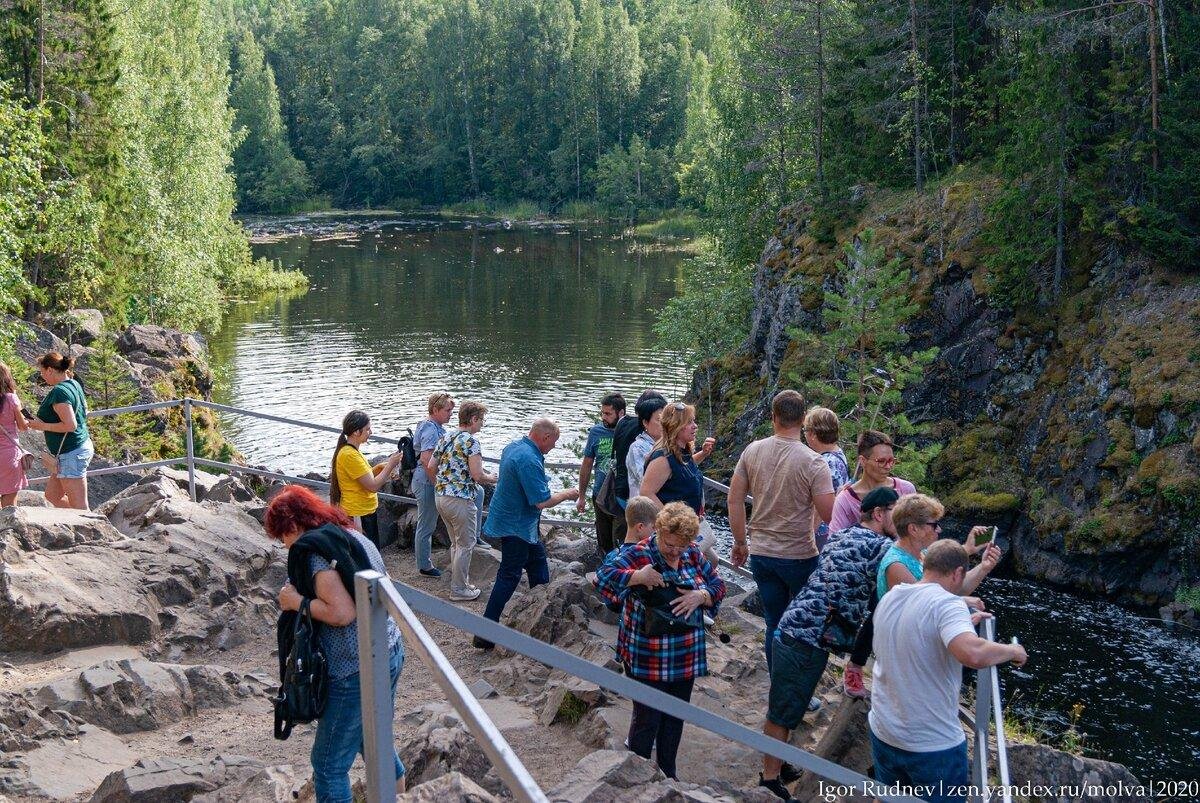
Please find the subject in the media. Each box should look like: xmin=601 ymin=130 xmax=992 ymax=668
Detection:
xmin=920 ymin=520 xmax=943 ymax=532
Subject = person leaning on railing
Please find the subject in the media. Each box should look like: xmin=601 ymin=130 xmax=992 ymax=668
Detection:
xmin=0 ymin=362 xmax=32 ymax=507
xmin=868 ymin=540 xmax=1026 ymax=803
xmin=330 ymin=410 xmax=402 ymax=548
xmin=596 ymin=502 xmax=726 ymax=781
xmin=264 ymin=485 xmax=407 ymax=801
xmin=24 ymin=352 xmax=93 ymax=510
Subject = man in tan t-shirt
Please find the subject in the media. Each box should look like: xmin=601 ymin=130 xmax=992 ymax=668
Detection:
xmin=729 ymin=390 xmax=834 ymax=670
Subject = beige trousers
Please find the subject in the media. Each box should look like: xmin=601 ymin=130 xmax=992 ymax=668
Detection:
xmin=435 ymin=494 xmax=479 ymax=593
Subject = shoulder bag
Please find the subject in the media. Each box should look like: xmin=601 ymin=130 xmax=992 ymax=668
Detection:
xmin=1 ymin=422 xmax=35 ymax=472
xmin=272 ymin=599 xmax=329 ymax=740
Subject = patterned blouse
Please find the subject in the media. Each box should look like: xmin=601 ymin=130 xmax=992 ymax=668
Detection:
xmin=596 ymin=536 xmax=726 ymax=681
xmin=434 ymin=429 xmax=481 ymax=500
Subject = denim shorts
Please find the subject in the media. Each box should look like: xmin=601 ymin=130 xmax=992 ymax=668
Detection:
xmin=870 ymin=729 xmax=969 ymax=803
xmin=766 ymin=633 xmax=829 ymax=729
xmin=56 ymin=439 xmax=95 ymax=479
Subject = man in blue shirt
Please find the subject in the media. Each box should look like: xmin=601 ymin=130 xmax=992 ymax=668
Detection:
xmin=577 ymin=392 xmax=626 ymax=555
xmin=474 ymin=418 xmax=580 ymax=650
xmin=412 ymin=393 xmax=454 ymax=578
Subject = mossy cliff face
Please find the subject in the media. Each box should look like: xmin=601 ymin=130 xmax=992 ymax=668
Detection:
xmin=696 ymin=179 xmax=1200 ymax=607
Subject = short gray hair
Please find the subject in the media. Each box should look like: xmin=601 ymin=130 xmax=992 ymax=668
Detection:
xmin=530 ymin=417 xmax=560 ymax=437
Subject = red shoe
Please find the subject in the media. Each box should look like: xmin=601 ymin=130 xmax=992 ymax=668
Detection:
xmin=843 ymin=664 xmax=869 ymax=699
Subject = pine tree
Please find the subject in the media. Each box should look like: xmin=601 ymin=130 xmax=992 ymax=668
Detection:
xmin=786 ymin=229 xmax=941 ymax=482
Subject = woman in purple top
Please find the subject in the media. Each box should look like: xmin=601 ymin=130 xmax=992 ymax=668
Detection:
xmin=0 ymin=363 xmax=30 ymax=507
xmin=829 ymin=430 xmax=917 ymax=534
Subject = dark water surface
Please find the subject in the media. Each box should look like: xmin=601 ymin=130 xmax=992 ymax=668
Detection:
xmin=214 ymin=216 xmax=1199 ymax=783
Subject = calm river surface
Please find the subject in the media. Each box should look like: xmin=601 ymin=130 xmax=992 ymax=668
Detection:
xmin=213 ymin=215 xmax=1199 ymax=783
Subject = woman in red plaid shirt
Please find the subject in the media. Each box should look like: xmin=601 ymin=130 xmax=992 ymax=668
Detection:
xmin=596 ymin=502 xmax=726 ymax=779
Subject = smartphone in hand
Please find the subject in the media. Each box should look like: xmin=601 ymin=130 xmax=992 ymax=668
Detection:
xmin=974 ymin=525 xmax=998 ymax=547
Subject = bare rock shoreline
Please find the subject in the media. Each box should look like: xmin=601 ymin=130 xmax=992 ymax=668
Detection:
xmin=0 ymin=470 xmax=1144 ymax=802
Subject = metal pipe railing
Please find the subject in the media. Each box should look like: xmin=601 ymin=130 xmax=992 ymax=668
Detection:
xmin=355 ymin=571 xmax=925 ymax=803
xmin=356 ymin=571 xmax=547 ymax=803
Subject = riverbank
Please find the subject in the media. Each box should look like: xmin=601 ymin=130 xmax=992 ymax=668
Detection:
xmin=0 ymin=469 xmax=1152 ymax=801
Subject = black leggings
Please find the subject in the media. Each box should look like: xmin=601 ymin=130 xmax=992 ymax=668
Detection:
xmin=355 ymin=511 xmax=381 ymax=548
xmin=850 ymin=607 xmax=875 ymax=666
xmin=627 ymin=675 xmax=695 ymax=779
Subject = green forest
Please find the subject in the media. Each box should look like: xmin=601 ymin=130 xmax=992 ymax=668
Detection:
xmin=2 ymin=0 xmax=1197 ymax=333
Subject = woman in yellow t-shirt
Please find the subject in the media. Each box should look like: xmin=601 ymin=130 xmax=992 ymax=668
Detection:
xmin=330 ymin=410 xmax=402 ymax=547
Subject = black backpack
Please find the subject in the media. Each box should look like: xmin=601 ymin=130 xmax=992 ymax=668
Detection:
xmin=272 ymin=599 xmax=328 ymax=740
xmin=397 ymin=428 xmax=419 ymax=473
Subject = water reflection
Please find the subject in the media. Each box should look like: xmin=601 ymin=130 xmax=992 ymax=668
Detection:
xmin=210 ymin=218 xmax=689 ymax=473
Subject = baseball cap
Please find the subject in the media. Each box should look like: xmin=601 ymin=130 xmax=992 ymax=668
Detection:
xmin=860 ymin=486 xmax=900 ymax=513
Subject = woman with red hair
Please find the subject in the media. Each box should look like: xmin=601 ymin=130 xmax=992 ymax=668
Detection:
xmin=264 ymin=485 xmax=406 ymax=801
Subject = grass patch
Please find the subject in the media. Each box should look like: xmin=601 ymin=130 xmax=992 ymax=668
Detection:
xmin=441 ymin=197 xmax=545 ymax=220
xmin=225 ymin=257 xmax=308 ymax=297
xmin=631 ymin=212 xmax=702 ymax=239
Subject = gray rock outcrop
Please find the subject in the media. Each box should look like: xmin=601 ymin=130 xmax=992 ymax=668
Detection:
xmin=1006 ymin=743 xmax=1150 ymax=803
xmin=90 ymin=755 xmax=264 ymax=803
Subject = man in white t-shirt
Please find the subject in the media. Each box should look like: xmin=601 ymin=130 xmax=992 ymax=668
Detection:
xmin=870 ymin=540 xmax=1027 ymax=803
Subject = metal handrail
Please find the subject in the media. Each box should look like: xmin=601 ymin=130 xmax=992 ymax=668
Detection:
xmin=970 ymin=617 xmax=1013 ymax=803
xmin=355 ymin=570 xmax=925 ymax=803
xmin=355 ymin=571 xmax=547 ymax=803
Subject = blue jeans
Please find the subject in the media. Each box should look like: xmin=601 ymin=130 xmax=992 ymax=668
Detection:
xmin=870 ymin=730 xmax=969 ymax=803
xmin=311 ymin=648 xmax=405 ymax=803
xmin=413 ymin=476 xmax=437 ymax=571
xmin=750 ymin=554 xmax=818 ymax=668
xmin=482 ymin=537 xmax=549 ymax=623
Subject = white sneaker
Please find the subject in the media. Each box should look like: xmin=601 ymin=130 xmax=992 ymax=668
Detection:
xmin=450 ymin=587 xmax=482 ymax=601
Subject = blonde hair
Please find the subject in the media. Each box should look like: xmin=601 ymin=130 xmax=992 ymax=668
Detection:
xmin=458 ymin=400 xmax=488 ymax=426
xmin=892 ymin=493 xmax=945 ymax=540
xmin=625 ymin=496 xmax=659 ymax=530
xmin=428 ymin=392 xmax=453 ymax=414
xmin=804 ymin=406 xmax=840 ymax=444
xmin=655 ymin=501 xmax=700 ymax=544
xmin=654 ymin=403 xmax=695 ymax=463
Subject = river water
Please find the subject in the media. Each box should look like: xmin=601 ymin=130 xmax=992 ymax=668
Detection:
xmin=212 ymin=215 xmax=1199 ymax=783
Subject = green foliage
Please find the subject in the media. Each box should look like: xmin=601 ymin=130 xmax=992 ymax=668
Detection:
xmin=632 ymin=213 xmax=701 ymax=239
xmin=785 ymin=229 xmax=941 ymax=482
xmin=229 ymin=28 xmax=311 ymax=213
xmin=653 ymin=242 xmax=752 ymax=369
xmin=83 ymin=334 xmax=157 ymax=460
xmin=1177 ymin=585 xmax=1200 ymax=614
xmin=593 ymin=135 xmax=676 ymax=220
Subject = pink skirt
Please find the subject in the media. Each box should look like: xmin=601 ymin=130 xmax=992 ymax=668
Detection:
xmin=0 ymin=436 xmax=29 ymax=495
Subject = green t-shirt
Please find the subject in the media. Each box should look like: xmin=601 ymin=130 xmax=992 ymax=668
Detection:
xmin=38 ymin=379 xmax=88 ymax=455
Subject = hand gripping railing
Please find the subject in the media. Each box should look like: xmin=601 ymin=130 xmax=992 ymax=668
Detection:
xmin=353 ymin=570 xmax=926 ymax=803
xmin=970 ymin=616 xmax=1013 ymax=803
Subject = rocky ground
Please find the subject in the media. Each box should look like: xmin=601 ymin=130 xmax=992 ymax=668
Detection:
xmin=0 ymin=470 xmax=1143 ymax=802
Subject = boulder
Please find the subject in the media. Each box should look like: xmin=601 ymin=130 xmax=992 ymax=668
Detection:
xmin=1006 ymin=743 xmax=1149 ymax=803
xmin=398 ymin=708 xmax=492 ymax=788
xmin=546 ymin=750 xmax=667 ymax=802
xmin=9 ymin=317 xmax=67 ymax=369
xmin=206 ymin=475 xmax=258 ymax=504
xmin=33 ymin=658 xmax=263 ymax=734
xmin=0 ymin=724 xmax=137 ymax=799
xmin=1 ymin=477 xmax=277 ymax=653
xmin=574 ymin=707 xmax=626 ymax=750
xmin=192 ymin=765 xmax=303 ymax=803
xmin=49 ymin=308 xmax=105 ymax=346
xmin=117 ymin=325 xmax=205 ymax=361
xmin=790 ymin=698 xmax=872 ymax=802
xmin=503 ymin=573 xmax=620 ymax=649
xmin=397 ymin=772 xmax=500 ymax=802
xmin=90 ymin=755 xmax=264 ymax=803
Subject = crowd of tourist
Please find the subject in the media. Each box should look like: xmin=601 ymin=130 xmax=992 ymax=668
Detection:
xmin=0 ymin=346 xmax=1025 ymax=802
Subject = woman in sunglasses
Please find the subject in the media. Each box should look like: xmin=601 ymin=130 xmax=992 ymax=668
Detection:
xmin=828 ymin=430 xmax=916 ymax=534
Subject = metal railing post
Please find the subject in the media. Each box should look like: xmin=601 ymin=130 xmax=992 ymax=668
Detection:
xmin=183 ymin=398 xmax=196 ymax=502
xmin=971 ymin=636 xmax=994 ymax=802
xmin=355 ymin=572 xmax=398 ymax=803
xmin=985 ymin=617 xmax=1013 ymax=802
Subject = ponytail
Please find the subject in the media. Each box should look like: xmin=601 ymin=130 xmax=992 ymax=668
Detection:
xmin=330 ymin=410 xmax=371 ymax=507
xmin=330 ymin=434 xmax=348 ymax=505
